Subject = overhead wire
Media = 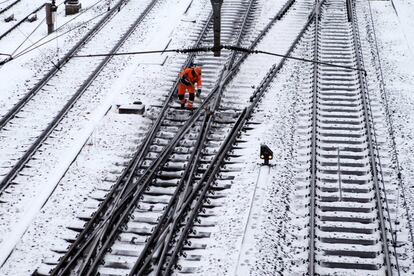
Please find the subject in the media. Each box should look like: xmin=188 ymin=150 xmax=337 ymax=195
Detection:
xmin=1 ymin=43 xmax=367 ymax=72
xmin=69 ymin=44 xmax=366 ymax=73
xmin=15 ymin=25 xmax=60 ymax=69
xmin=5 ymin=0 xmax=106 ymax=61
xmin=4 ymin=1 xmax=65 ymax=69
xmin=11 ymin=15 xmax=46 ymax=56
xmin=11 ymin=9 xmax=109 ymax=61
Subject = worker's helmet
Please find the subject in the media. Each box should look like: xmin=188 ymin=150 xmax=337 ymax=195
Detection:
xmin=194 ymin=66 xmax=202 ymax=76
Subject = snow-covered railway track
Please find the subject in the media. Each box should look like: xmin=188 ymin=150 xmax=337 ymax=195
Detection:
xmin=306 ymin=0 xmax=398 ymax=274
xmin=40 ymin=0 xmax=257 ymax=272
xmin=0 ymin=0 xmax=159 ymax=192
xmin=0 ymin=2 xmax=45 ymax=40
xmin=0 ymin=0 xmax=21 ymax=15
xmin=35 ymin=0 xmax=325 ymax=274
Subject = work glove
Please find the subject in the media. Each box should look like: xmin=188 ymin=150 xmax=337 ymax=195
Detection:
xmin=196 ymin=89 xmax=201 ymax=97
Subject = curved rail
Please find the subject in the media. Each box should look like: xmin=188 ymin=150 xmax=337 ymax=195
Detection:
xmin=48 ymin=0 xmax=310 ymax=274
xmin=130 ymin=0 xmax=260 ymax=272
xmin=67 ymin=0 xmax=261 ymax=272
xmin=48 ymin=10 xmax=215 ymax=276
xmin=144 ymin=2 xmax=324 ymax=274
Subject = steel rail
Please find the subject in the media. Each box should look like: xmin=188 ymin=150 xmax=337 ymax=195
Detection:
xmin=73 ymin=1 xmax=293 ymax=270
xmin=164 ymin=108 xmax=248 ymax=275
xmin=308 ymin=2 xmax=319 ymax=275
xmin=49 ymin=12 xmax=214 ymax=275
xmin=130 ymin=0 xmax=306 ymax=272
xmin=349 ymin=0 xmax=394 ymax=274
xmin=145 ymin=0 xmax=260 ymax=272
xmin=159 ymin=3 xmax=325 ymax=274
xmin=366 ymin=0 xmax=414 ymax=251
xmin=306 ymin=0 xmax=395 ymax=274
xmin=0 ymin=0 xmax=20 ymax=14
xmin=78 ymin=113 xmax=208 ymax=275
xmin=83 ymin=0 xmax=300 ymax=271
xmin=81 ymin=0 xmax=263 ymax=260
xmin=162 ymin=11 xmax=319 ymax=265
xmin=0 ymin=0 xmax=131 ymax=130
xmin=0 ymin=0 xmax=158 ymax=194
xmin=51 ymin=0 xmax=310 ymax=273
xmin=351 ymin=0 xmax=400 ymax=272
xmin=73 ymin=100 xmax=214 ymax=275
xmin=0 ymin=3 xmax=45 ymax=40
xmin=133 ymin=114 xmax=211 ymax=275
xmin=49 ymin=98 xmax=210 ymax=274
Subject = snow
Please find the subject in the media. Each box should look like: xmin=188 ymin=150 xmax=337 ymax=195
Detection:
xmin=368 ymin=0 xmax=414 ymax=270
xmin=0 ymin=0 xmax=413 ymax=274
xmin=0 ymin=0 xmax=210 ymax=273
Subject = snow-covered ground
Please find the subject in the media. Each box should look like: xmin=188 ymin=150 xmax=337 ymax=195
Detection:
xmin=0 ymin=0 xmax=414 ymax=274
xmin=0 ymin=0 xmax=209 ymax=273
xmin=368 ymin=0 xmax=414 ymax=270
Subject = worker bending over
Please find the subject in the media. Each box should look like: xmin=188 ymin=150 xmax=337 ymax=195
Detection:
xmin=178 ymin=65 xmax=202 ymax=110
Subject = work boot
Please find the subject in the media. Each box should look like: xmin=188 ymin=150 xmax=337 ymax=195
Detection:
xmin=180 ymin=99 xmax=186 ymax=109
xmin=187 ymin=101 xmax=193 ymax=110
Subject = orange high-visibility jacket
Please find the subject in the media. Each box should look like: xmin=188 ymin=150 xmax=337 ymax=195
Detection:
xmin=179 ymin=68 xmax=202 ymax=88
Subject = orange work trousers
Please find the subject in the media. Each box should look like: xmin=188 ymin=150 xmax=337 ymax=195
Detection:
xmin=178 ymin=83 xmax=195 ymax=105
xmin=178 ymin=83 xmax=195 ymax=96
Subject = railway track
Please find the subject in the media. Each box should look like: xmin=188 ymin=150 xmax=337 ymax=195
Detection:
xmin=0 ymin=0 xmax=190 ymax=268
xmin=0 ymin=2 xmax=44 ymax=40
xmin=305 ymin=0 xmax=399 ymax=274
xmin=31 ymin=0 xmax=328 ymax=274
xmin=40 ymin=0 xmax=257 ymax=273
xmin=0 ymin=0 xmax=160 ymax=193
xmin=0 ymin=0 xmax=21 ymax=15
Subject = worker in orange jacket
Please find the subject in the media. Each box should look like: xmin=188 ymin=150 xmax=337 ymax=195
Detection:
xmin=177 ymin=65 xmax=202 ymax=110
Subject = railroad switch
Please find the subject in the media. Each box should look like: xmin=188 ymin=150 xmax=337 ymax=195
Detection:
xmin=260 ymin=144 xmax=273 ymax=166
xmin=118 ymin=101 xmax=145 ymax=115
xmin=65 ymin=0 xmax=81 ymax=15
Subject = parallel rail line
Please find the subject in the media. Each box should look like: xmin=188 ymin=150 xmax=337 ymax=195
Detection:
xmin=0 ymin=0 xmax=20 ymax=15
xmin=39 ymin=0 xmax=323 ymax=274
xmin=0 ymin=0 xmax=129 ymax=130
xmin=0 ymin=2 xmax=45 ymax=40
xmin=307 ymin=0 xmax=398 ymax=274
xmin=47 ymin=0 xmax=256 ymax=273
xmin=0 ymin=0 xmax=158 ymax=193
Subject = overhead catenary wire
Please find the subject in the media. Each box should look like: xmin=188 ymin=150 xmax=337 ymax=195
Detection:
xmin=0 ymin=10 xmax=109 ymax=66
xmin=11 ymin=0 xmax=106 ymax=58
xmin=69 ymin=44 xmax=367 ymax=73
xmin=16 ymin=26 xmax=59 ymax=69
xmin=1 ymin=44 xmax=367 ymax=72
